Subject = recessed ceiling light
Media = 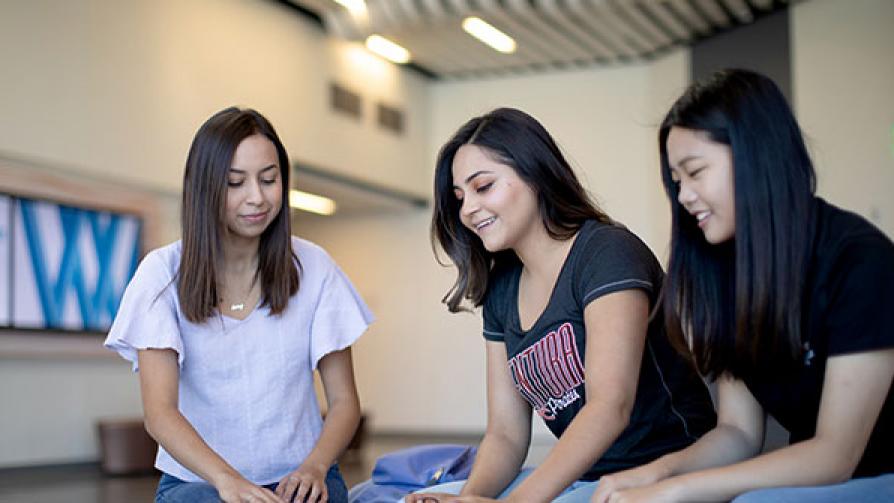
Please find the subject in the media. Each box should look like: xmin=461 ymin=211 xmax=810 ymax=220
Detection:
xmin=289 ymin=189 xmax=337 ymax=216
xmin=365 ymin=35 xmax=411 ymax=64
xmin=462 ymin=17 xmax=516 ymax=54
xmin=331 ymin=0 xmax=366 ymax=15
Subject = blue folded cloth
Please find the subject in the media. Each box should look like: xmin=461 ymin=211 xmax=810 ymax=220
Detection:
xmin=348 ymin=444 xmax=477 ymax=503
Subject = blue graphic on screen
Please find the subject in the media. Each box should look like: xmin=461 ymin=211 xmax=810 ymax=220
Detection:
xmin=12 ymin=198 xmax=141 ymax=332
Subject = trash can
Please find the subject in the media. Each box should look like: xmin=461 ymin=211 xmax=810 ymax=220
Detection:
xmin=96 ymin=418 xmax=158 ymax=475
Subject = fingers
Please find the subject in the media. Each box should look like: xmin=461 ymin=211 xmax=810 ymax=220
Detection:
xmin=285 ymin=476 xmax=326 ymax=503
xmin=260 ymin=486 xmax=285 ymax=503
xmin=306 ymin=481 xmax=324 ymax=503
xmin=293 ymin=477 xmax=310 ymax=502
xmin=592 ymin=482 xmax=617 ymax=503
xmin=238 ymin=486 xmax=282 ymax=503
xmin=406 ymin=494 xmax=444 ymax=503
xmin=276 ymin=474 xmax=298 ymax=501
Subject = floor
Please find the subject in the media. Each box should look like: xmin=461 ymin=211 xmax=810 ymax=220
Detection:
xmin=0 ymin=433 xmax=491 ymax=503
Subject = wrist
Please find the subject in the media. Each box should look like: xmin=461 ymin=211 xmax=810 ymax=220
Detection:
xmin=299 ymin=458 xmax=329 ymax=474
xmin=208 ymin=468 xmax=242 ymax=489
xmin=651 ymin=455 xmax=677 ymax=480
xmin=656 ymin=476 xmax=687 ymax=501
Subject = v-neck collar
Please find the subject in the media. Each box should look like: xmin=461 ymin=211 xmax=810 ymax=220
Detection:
xmin=511 ymin=224 xmax=588 ymax=333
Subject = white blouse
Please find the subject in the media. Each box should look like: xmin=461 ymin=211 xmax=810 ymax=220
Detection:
xmin=105 ymin=237 xmax=373 ymax=484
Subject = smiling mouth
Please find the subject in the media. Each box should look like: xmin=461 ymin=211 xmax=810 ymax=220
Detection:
xmin=474 ymin=217 xmax=495 ymax=231
xmin=694 ymin=211 xmax=711 ymax=227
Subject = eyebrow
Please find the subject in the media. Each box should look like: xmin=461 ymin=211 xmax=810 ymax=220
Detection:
xmin=229 ymin=165 xmax=278 ymax=175
xmin=452 ymin=170 xmax=494 ymax=189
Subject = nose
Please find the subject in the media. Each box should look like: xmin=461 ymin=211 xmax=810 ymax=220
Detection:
xmin=459 ymin=192 xmax=479 ymax=220
xmin=245 ymin=179 xmax=264 ymax=206
xmin=677 ymin=180 xmax=697 ymax=208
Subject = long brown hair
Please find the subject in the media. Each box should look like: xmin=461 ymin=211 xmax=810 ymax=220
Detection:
xmin=178 ymin=107 xmax=299 ymax=323
xmin=431 ymin=107 xmax=611 ymax=312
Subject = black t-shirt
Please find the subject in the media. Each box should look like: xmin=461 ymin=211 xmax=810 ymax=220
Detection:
xmin=744 ymin=198 xmax=894 ymax=477
xmin=483 ymin=220 xmax=716 ymax=480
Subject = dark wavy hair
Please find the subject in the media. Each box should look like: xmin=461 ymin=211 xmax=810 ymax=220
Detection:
xmin=178 ymin=107 xmax=299 ymax=323
xmin=659 ymin=69 xmax=817 ymax=380
xmin=431 ymin=107 xmax=611 ymax=312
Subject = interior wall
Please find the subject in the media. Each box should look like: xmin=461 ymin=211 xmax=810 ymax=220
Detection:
xmin=0 ymin=0 xmax=431 ymax=197
xmin=792 ymin=0 xmax=894 ymax=237
xmin=296 ymin=210 xmax=488 ymax=433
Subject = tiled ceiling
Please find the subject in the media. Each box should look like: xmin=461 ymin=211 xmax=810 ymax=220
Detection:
xmin=288 ymin=0 xmax=794 ymax=79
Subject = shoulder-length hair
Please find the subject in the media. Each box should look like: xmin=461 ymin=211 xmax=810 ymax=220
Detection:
xmin=659 ymin=69 xmax=817 ymax=380
xmin=178 ymin=106 xmax=299 ymax=323
xmin=431 ymin=107 xmax=610 ymax=313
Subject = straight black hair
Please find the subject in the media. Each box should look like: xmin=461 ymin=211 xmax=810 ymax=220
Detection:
xmin=659 ymin=69 xmax=817 ymax=380
xmin=431 ymin=107 xmax=611 ymax=312
xmin=179 ymin=107 xmax=299 ymax=323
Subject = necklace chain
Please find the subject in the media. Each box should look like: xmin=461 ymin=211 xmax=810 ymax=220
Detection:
xmin=225 ymin=276 xmax=256 ymax=312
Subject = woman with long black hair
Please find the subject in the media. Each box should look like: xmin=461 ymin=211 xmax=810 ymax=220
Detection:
xmin=592 ymin=69 xmax=894 ymax=502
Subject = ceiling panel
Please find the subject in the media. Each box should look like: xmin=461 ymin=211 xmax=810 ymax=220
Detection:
xmin=289 ymin=0 xmax=796 ymax=79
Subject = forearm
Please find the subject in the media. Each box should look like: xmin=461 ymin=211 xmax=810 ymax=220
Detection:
xmin=145 ymin=409 xmax=242 ymax=487
xmin=301 ymin=397 xmax=361 ymax=471
xmin=663 ymin=437 xmax=856 ymax=502
xmin=649 ymin=423 xmax=763 ymax=479
xmin=460 ymin=430 xmax=529 ymax=498
xmin=507 ymin=403 xmax=629 ymax=502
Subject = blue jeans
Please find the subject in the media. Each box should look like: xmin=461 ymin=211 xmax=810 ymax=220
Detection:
xmin=404 ymin=467 xmax=598 ymax=502
xmin=156 ymin=465 xmax=348 ymax=502
xmin=732 ymin=474 xmax=894 ymax=502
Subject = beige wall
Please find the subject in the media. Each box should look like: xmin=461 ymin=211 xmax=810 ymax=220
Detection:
xmin=0 ymin=0 xmax=431 ymax=197
xmin=792 ymin=0 xmax=894 ymax=237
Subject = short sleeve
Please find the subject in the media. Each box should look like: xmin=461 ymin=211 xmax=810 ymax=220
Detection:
xmin=482 ymin=293 xmax=505 ymax=342
xmin=575 ymin=227 xmax=659 ymax=307
xmin=823 ymin=235 xmax=894 ymax=356
xmin=309 ymin=259 xmax=374 ymax=370
xmin=481 ymin=262 xmax=517 ymax=342
xmin=104 ymin=249 xmax=183 ymax=372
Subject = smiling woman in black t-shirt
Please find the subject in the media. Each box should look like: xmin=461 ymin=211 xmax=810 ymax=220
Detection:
xmin=408 ymin=108 xmax=716 ymax=503
xmin=592 ymin=69 xmax=894 ymax=503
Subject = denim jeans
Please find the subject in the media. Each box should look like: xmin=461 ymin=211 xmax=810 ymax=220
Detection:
xmin=155 ymin=465 xmax=348 ymax=502
xmin=731 ymin=473 xmax=894 ymax=503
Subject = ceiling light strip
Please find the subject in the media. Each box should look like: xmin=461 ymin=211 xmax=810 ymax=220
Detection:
xmin=365 ymin=35 xmax=411 ymax=63
xmin=462 ymin=17 xmax=517 ymax=54
xmin=289 ymin=189 xmax=337 ymax=216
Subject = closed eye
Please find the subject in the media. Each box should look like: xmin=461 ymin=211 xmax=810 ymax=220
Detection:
xmin=476 ymin=182 xmax=493 ymax=193
xmin=228 ymin=180 xmax=244 ymax=187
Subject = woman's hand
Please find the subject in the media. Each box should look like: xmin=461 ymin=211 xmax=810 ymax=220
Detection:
xmin=215 ymin=473 xmax=284 ymax=503
xmin=275 ymin=463 xmax=328 ymax=502
xmin=405 ymin=492 xmax=459 ymax=503
xmin=590 ymin=463 xmax=668 ymax=503
xmin=594 ymin=480 xmax=680 ymax=503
